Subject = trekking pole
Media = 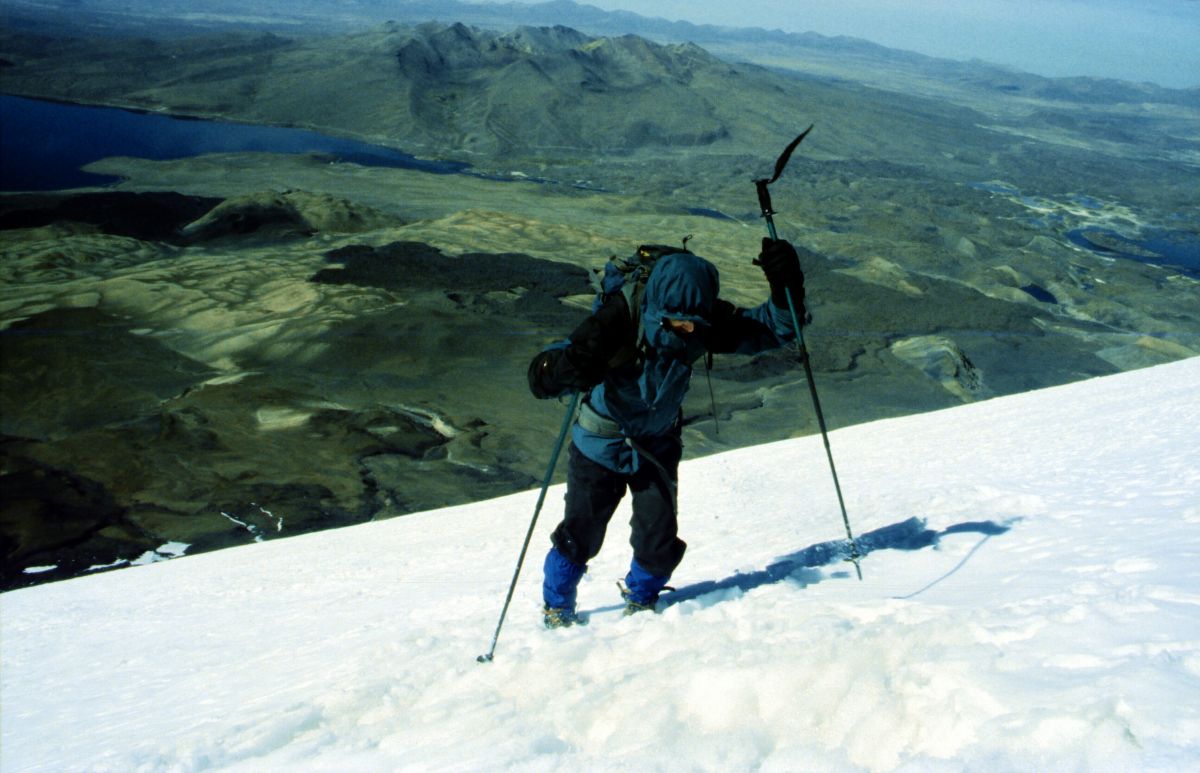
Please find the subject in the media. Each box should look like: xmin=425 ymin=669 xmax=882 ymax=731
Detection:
xmin=754 ymin=127 xmax=863 ymax=580
xmin=477 ymin=391 xmax=581 ymax=663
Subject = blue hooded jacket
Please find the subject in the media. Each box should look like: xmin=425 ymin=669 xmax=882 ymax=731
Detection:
xmin=572 ymin=252 xmax=797 ymax=473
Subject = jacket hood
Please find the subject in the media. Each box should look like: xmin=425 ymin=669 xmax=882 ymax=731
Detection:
xmin=641 ymin=252 xmax=720 ymax=355
xmin=642 ymin=252 xmax=719 ymax=322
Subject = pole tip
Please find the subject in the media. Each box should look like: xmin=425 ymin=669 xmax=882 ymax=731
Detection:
xmin=476 ymin=653 xmax=494 ymax=663
xmin=846 ymin=554 xmax=864 ymax=581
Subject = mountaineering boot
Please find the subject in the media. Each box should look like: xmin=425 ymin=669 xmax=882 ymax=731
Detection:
xmin=542 ymin=605 xmax=586 ymax=629
xmin=542 ymin=547 xmax=586 ymax=628
xmin=617 ymin=582 xmax=656 ymax=617
xmin=619 ymin=559 xmax=672 ymax=616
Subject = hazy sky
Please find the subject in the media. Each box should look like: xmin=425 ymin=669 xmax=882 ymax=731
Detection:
xmin=514 ymin=0 xmax=1200 ymax=88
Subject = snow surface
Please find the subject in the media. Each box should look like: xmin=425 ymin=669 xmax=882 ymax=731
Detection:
xmin=3 ymin=358 xmax=1199 ymax=771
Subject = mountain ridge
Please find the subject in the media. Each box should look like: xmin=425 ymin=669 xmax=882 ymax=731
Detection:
xmin=3 ymin=0 xmax=1197 ymax=100
xmin=0 ymin=19 xmax=1010 ymax=173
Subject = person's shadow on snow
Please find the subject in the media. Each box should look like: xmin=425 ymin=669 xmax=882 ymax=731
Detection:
xmin=658 ymin=516 xmax=1015 ymax=609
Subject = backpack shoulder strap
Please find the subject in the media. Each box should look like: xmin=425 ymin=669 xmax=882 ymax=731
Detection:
xmin=619 ymin=265 xmax=650 ymax=338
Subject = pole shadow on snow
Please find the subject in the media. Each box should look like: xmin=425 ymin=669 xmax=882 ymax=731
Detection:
xmin=658 ymin=516 xmax=1014 ymax=610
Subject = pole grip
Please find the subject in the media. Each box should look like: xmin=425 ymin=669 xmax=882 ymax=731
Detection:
xmin=755 ymin=180 xmax=779 ymax=243
xmin=756 ymin=178 xmax=775 ymax=220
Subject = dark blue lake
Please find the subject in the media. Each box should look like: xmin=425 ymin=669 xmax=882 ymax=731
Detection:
xmin=1067 ymin=227 xmax=1200 ymax=278
xmin=0 ymin=94 xmax=469 ymax=192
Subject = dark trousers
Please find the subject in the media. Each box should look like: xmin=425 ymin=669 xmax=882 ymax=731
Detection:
xmin=551 ymin=440 xmax=687 ymax=578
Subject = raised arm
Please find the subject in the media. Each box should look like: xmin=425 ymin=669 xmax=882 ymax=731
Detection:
xmin=707 ymin=239 xmax=808 ymax=355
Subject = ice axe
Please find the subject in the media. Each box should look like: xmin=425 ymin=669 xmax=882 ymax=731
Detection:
xmin=754 ymin=126 xmax=863 ymax=580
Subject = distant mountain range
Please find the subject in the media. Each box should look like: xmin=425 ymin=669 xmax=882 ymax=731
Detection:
xmin=376 ymin=2 xmax=1197 ymax=103
xmin=4 ymin=0 xmax=1195 ymax=106
xmin=0 ymin=19 xmax=999 ymax=169
xmin=4 ymin=5 xmax=1197 ymax=197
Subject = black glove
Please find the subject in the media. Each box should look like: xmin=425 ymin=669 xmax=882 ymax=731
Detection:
xmin=527 ymin=295 xmax=636 ymax=399
xmin=527 ymin=348 xmax=601 ymax=399
xmin=758 ymin=237 xmax=805 ymax=312
xmin=528 ymin=350 xmax=566 ymax=399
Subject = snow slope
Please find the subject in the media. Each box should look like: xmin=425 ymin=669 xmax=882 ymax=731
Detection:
xmin=3 ymin=358 xmax=1199 ymax=771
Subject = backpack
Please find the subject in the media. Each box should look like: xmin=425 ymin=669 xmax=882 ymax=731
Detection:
xmin=590 ymin=240 xmax=694 ymax=338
